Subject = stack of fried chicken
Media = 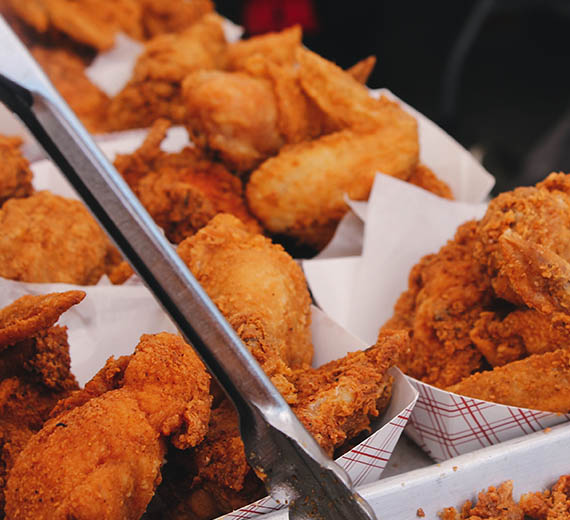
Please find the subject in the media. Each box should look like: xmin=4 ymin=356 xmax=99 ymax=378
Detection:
xmin=382 ymin=172 xmax=570 ymax=412
xmin=0 ymin=0 xmax=453 ymax=255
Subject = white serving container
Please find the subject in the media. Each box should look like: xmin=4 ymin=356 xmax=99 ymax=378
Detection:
xmin=257 ymin=422 xmax=570 ymax=519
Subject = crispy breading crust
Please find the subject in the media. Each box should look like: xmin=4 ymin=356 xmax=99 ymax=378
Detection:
xmin=0 ymin=135 xmax=34 ymax=208
xmin=0 ymin=291 xmax=85 ymax=349
xmin=5 ymin=333 xmax=211 ymax=519
xmin=0 ymin=192 xmax=120 ymax=285
xmin=108 ymin=14 xmax=227 ymax=130
xmin=447 ymin=348 xmax=570 ymax=412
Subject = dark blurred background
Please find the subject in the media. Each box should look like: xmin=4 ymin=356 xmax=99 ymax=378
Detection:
xmin=215 ymin=0 xmax=570 ymax=194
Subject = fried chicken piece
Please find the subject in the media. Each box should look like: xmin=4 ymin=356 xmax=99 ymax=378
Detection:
xmin=498 ymin=229 xmax=570 ymax=317
xmin=137 ymin=166 xmax=261 ymax=243
xmin=183 ymin=70 xmax=285 ymax=172
xmin=0 ymin=136 xmax=33 ymax=208
xmin=447 ymin=348 xmax=570 ymax=412
xmin=297 ymin=47 xmax=418 ymax=136
xmin=226 ymin=25 xmax=302 ymax=72
xmin=0 ymin=291 xmax=84 ymax=349
xmin=177 ymin=214 xmax=313 ymax=399
xmin=31 ymin=46 xmax=110 ymax=133
xmin=382 ymin=221 xmax=492 ymax=387
xmin=0 ymin=192 xmax=120 ymax=285
xmin=346 ymin=55 xmax=377 ymax=84
xmin=136 ymin=0 xmax=214 ymax=38
xmin=163 ymin=329 xmax=403 ymax=519
xmin=114 ymin=120 xmax=260 ymax=244
xmin=242 ymin=47 xmax=418 ymax=249
xmin=520 ymin=475 xmax=570 ymax=519
xmin=475 ymin=173 xmax=570 ymax=306
xmin=246 ymin=124 xmax=419 ymax=250
xmin=0 ymin=291 xmax=83 ymax=516
xmin=470 ymin=308 xmax=570 ymax=367
xmin=108 ymin=14 xmax=227 ymax=130
xmin=241 ymin=54 xmax=323 ymax=145
xmin=408 ymin=163 xmax=454 ymax=199
xmin=5 ymin=333 xmax=211 ymax=520
xmin=439 ymin=480 xmax=523 ymax=520
xmin=6 ymin=0 xmax=144 ymax=50
xmin=290 ymin=329 xmax=403 ymax=455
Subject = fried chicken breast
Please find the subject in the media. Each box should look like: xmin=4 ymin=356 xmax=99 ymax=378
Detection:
xmin=0 ymin=192 xmax=120 ymax=285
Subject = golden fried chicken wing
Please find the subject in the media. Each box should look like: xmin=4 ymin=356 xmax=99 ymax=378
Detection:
xmin=5 ymin=333 xmax=211 ymax=520
xmin=240 ymin=47 xmax=418 ymax=249
xmin=0 ymin=135 xmax=33 ymax=208
xmin=246 ymin=125 xmax=419 ymax=250
xmin=6 ymin=0 xmax=143 ymax=50
xmin=177 ymin=214 xmax=313 ymax=398
xmin=108 ymin=14 xmax=227 ymax=130
xmin=0 ymin=191 xmax=120 ymax=285
xmin=0 ymin=291 xmax=83 ymax=515
xmin=31 ymin=46 xmax=110 ymax=133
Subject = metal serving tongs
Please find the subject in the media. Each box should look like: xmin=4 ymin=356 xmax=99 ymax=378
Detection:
xmin=0 ymin=17 xmax=378 ymax=520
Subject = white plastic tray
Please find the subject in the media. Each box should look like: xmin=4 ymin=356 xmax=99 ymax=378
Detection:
xmin=258 ymin=422 xmax=570 ymax=519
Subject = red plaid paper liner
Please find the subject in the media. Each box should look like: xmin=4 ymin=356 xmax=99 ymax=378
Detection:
xmin=405 ymin=377 xmax=570 ymax=462
xmin=219 ymin=369 xmax=418 ymax=519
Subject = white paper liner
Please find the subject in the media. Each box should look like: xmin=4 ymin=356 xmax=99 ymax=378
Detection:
xmin=304 ymin=173 xmax=570 ymax=462
xmin=257 ymin=422 xmax=570 ymax=519
xmin=371 ymin=89 xmax=494 ymax=203
xmin=30 ymin=128 xmax=191 ymax=198
xmin=85 ymin=33 xmax=144 ymax=97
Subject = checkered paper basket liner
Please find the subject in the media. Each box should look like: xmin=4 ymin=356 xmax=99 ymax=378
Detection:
xmin=219 ymin=369 xmax=418 ymax=519
xmin=405 ymin=377 xmax=570 ymax=462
